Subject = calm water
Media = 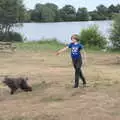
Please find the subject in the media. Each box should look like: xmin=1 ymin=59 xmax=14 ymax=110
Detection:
xmin=14 ymin=20 xmax=112 ymax=43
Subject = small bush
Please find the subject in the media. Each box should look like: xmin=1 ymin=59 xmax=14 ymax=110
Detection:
xmin=0 ymin=32 xmax=23 ymax=42
xmin=79 ymin=25 xmax=107 ymax=49
xmin=109 ymin=14 xmax=120 ymax=50
xmin=7 ymin=32 xmax=24 ymax=42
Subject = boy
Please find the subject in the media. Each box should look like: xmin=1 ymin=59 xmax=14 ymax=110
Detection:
xmin=56 ymin=34 xmax=87 ymax=88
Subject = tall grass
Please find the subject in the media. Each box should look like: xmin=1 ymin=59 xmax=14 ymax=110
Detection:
xmin=15 ymin=39 xmax=65 ymax=51
xmin=109 ymin=14 xmax=120 ymax=50
xmin=15 ymin=38 xmax=119 ymax=53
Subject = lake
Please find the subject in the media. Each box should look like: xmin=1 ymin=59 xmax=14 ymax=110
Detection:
xmin=14 ymin=20 xmax=112 ymax=43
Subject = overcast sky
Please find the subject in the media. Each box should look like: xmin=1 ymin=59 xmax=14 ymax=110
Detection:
xmin=24 ymin=0 xmax=120 ymax=11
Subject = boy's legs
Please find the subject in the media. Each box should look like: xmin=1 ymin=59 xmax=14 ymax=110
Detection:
xmin=72 ymin=58 xmax=86 ymax=88
xmin=74 ymin=68 xmax=80 ymax=88
xmin=72 ymin=59 xmax=80 ymax=88
xmin=79 ymin=69 xmax=86 ymax=85
xmin=78 ymin=58 xmax=86 ymax=85
xmin=75 ymin=68 xmax=86 ymax=87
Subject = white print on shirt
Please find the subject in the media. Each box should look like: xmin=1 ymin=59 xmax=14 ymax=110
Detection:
xmin=72 ymin=47 xmax=78 ymax=54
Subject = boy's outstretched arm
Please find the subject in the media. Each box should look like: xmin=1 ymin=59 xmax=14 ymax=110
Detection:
xmin=56 ymin=46 xmax=68 ymax=55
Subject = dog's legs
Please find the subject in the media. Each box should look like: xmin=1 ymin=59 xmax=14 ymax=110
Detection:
xmin=10 ymin=88 xmax=17 ymax=95
xmin=20 ymin=80 xmax=32 ymax=92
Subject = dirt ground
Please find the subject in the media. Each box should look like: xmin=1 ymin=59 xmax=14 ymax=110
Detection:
xmin=0 ymin=51 xmax=120 ymax=120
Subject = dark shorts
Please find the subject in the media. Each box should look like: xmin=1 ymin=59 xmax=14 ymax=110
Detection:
xmin=72 ymin=57 xmax=82 ymax=69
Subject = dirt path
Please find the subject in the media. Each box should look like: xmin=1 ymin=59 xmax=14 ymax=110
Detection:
xmin=0 ymin=51 xmax=120 ymax=120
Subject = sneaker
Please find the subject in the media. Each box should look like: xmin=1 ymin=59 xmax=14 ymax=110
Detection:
xmin=83 ymin=83 xmax=86 ymax=87
xmin=73 ymin=85 xmax=78 ymax=88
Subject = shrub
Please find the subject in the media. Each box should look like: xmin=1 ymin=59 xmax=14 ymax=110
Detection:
xmin=79 ymin=25 xmax=107 ymax=49
xmin=109 ymin=14 xmax=120 ymax=49
xmin=0 ymin=32 xmax=23 ymax=42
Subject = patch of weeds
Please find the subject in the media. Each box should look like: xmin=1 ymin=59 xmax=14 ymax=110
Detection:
xmin=0 ymin=97 xmax=6 ymax=102
xmin=65 ymin=84 xmax=72 ymax=89
xmin=110 ymin=111 xmax=120 ymax=116
xmin=71 ymin=90 xmax=86 ymax=97
xmin=41 ymin=95 xmax=64 ymax=102
xmin=38 ymin=114 xmax=60 ymax=120
xmin=104 ymin=83 xmax=113 ymax=86
xmin=0 ymin=117 xmax=4 ymax=120
xmin=32 ymin=81 xmax=51 ymax=90
xmin=93 ymin=82 xmax=101 ymax=88
xmin=113 ymin=80 xmax=120 ymax=85
xmin=7 ymin=116 xmax=28 ymax=120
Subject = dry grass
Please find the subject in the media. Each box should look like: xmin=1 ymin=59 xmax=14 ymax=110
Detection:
xmin=0 ymin=50 xmax=120 ymax=120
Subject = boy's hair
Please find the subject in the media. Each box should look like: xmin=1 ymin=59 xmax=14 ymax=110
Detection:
xmin=71 ymin=34 xmax=80 ymax=41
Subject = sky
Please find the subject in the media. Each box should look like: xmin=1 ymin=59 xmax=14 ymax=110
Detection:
xmin=24 ymin=0 xmax=120 ymax=11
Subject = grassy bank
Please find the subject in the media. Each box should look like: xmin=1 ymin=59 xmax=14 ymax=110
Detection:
xmin=15 ymin=39 xmax=120 ymax=54
xmin=15 ymin=39 xmax=65 ymax=52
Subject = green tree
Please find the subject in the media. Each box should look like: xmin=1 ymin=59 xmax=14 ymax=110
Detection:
xmin=108 ymin=4 xmax=118 ymax=18
xmin=31 ymin=3 xmax=58 ymax=22
xmin=45 ymin=3 xmax=58 ymax=12
xmin=96 ymin=4 xmax=109 ymax=20
xmin=60 ymin=5 xmax=76 ymax=21
xmin=31 ymin=4 xmax=42 ymax=22
xmin=0 ymin=0 xmax=25 ymax=41
xmin=79 ymin=25 xmax=107 ymax=49
xmin=45 ymin=3 xmax=60 ymax=22
xmin=24 ymin=10 xmax=31 ymax=22
xmin=40 ymin=6 xmax=56 ymax=22
xmin=89 ymin=11 xmax=102 ymax=20
xmin=108 ymin=4 xmax=120 ymax=13
xmin=76 ymin=7 xmax=89 ymax=21
xmin=108 ymin=4 xmax=118 ymax=13
xmin=116 ymin=4 xmax=120 ymax=13
xmin=109 ymin=14 xmax=120 ymax=49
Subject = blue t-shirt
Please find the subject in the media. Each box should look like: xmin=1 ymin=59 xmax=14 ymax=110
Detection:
xmin=68 ymin=43 xmax=84 ymax=59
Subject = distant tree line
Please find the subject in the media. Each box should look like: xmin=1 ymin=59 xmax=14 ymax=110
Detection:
xmin=24 ymin=3 xmax=120 ymax=22
xmin=0 ymin=0 xmax=120 ymax=50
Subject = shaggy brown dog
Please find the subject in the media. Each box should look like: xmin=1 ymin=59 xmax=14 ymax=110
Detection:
xmin=3 ymin=76 xmax=32 ymax=95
